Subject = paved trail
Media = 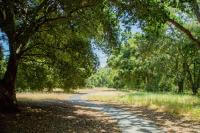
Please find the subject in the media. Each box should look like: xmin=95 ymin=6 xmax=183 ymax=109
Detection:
xmin=68 ymin=90 xmax=165 ymax=133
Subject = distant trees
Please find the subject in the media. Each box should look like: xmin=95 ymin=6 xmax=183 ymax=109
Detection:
xmin=86 ymin=68 xmax=116 ymax=88
xmin=95 ymin=0 xmax=200 ymax=94
xmin=87 ymin=26 xmax=200 ymax=94
xmin=16 ymin=34 xmax=98 ymax=92
xmin=108 ymin=32 xmax=199 ymax=94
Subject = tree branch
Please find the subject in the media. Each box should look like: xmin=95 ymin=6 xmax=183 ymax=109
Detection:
xmin=16 ymin=2 xmax=97 ymax=58
xmin=17 ymin=42 xmax=42 ymax=58
xmin=167 ymin=18 xmax=200 ymax=48
xmin=22 ymin=53 xmax=46 ymax=57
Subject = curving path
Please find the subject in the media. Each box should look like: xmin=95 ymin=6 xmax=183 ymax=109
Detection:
xmin=68 ymin=90 xmax=165 ymax=133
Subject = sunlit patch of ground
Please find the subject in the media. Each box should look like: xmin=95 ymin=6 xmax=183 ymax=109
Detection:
xmin=0 ymin=92 xmax=120 ymax=133
xmin=78 ymin=88 xmax=126 ymax=100
xmin=17 ymin=92 xmax=72 ymax=102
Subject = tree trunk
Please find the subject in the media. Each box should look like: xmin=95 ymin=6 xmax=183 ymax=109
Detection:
xmin=192 ymin=85 xmax=198 ymax=95
xmin=178 ymin=79 xmax=184 ymax=93
xmin=0 ymin=54 xmax=19 ymax=113
xmin=0 ymin=1 xmax=20 ymax=113
xmin=177 ymin=62 xmax=186 ymax=94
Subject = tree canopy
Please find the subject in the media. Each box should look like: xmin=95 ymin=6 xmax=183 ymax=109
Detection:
xmin=0 ymin=0 xmax=120 ymax=111
xmin=112 ymin=0 xmax=200 ymax=48
xmin=87 ymin=21 xmax=200 ymax=94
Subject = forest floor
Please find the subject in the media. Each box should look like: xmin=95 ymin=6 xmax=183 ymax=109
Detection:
xmin=0 ymin=92 xmax=120 ymax=133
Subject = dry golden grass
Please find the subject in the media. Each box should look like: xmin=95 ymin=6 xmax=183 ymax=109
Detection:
xmin=1 ymin=90 xmax=120 ymax=133
xmin=78 ymin=88 xmax=126 ymax=100
xmin=86 ymin=89 xmax=200 ymax=133
xmin=88 ymin=92 xmax=200 ymax=121
xmin=17 ymin=92 xmax=72 ymax=102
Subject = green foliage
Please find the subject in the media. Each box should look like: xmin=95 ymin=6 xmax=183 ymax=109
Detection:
xmin=16 ymin=31 xmax=98 ymax=91
xmin=0 ymin=45 xmax=6 ymax=79
xmin=87 ymin=20 xmax=200 ymax=94
xmin=0 ymin=0 xmax=122 ymax=92
xmin=16 ymin=63 xmax=51 ymax=92
xmin=107 ymin=30 xmax=199 ymax=93
xmin=86 ymin=68 xmax=115 ymax=88
xmin=112 ymin=0 xmax=200 ymax=48
xmin=0 ymin=0 xmax=123 ymax=94
xmin=0 ymin=45 xmax=2 ymax=61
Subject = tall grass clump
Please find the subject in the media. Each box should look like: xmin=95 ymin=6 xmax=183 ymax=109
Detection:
xmin=119 ymin=92 xmax=200 ymax=119
xmin=89 ymin=91 xmax=200 ymax=120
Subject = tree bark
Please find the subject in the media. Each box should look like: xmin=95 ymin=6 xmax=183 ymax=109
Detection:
xmin=192 ymin=63 xmax=200 ymax=95
xmin=192 ymin=85 xmax=198 ymax=95
xmin=178 ymin=79 xmax=184 ymax=93
xmin=0 ymin=0 xmax=20 ymax=113
xmin=184 ymin=62 xmax=199 ymax=95
xmin=167 ymin=18 xmax=200 ymax=48
xmin=0 ymin=54 xmax=19 ymax=113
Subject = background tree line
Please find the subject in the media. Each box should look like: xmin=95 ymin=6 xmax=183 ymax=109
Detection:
xmin=87 ymin=6 xmax=200 ymax=94
xmin=87 ymin=30 xmax=200 ymax=94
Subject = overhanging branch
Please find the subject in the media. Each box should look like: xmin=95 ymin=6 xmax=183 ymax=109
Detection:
xmin=167 ymin=18 xmax=200 ymax=48
xmin=17 ymin=2 xmax=97 ymax=57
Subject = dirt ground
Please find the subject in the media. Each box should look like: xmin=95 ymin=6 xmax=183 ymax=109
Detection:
xmin=1 ymin=89 xmax=200 ymax=133
xmin=0 ymin=92 xmax=120 ymax=133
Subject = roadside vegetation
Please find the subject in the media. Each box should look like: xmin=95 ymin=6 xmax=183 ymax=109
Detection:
xmin=88 ymin=91 xmax=200 ymax=121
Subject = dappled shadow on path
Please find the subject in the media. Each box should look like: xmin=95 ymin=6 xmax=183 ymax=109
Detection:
xmin=68 ymin=93 xmax=164 ymax=133
xmin=105 ymin=104 xmax=200 ymax=133
xmin=0 ymin=100 xmax=120 ymax=133
xmin=80 ymin=89 xmax=200 ymax=133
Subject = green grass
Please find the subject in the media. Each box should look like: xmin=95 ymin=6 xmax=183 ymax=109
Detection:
xmin=88 ymin=92 xmax=200 ymax=121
